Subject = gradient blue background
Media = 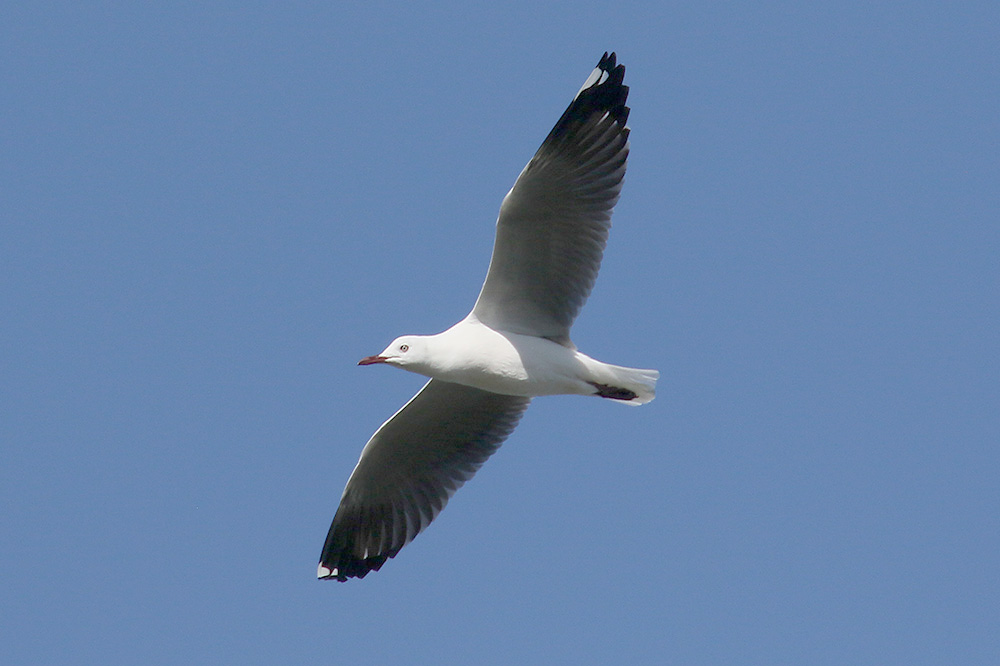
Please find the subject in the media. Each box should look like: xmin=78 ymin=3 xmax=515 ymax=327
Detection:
xmin=3 ymin=2 xmax=997 ymax=663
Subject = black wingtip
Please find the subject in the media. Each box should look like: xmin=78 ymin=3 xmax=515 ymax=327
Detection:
xmin=543 ymin=52 xmax=630 ymax=146
xmin=318 ymin=544 xmax=397 ymax=582
xmin=317 ymin=553 xmax=390 ymax=582
xmin=591 ymin=51 xmax=629 ymax=127
xmin=318 ymin=511 xmax=400 ymax=581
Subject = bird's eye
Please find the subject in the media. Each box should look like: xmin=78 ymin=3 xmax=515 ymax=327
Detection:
xmin=399 ymin=344 xmax=409 ymax=352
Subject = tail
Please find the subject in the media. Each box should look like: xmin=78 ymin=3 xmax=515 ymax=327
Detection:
xmin=583 ymin=360 xmax=659 ymax=406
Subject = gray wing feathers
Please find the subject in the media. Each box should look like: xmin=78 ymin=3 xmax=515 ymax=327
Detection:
xmin=472 ymin=52 xmax=630 ymax=344
xmin=318 ymin=380 xmax=531 ymax=581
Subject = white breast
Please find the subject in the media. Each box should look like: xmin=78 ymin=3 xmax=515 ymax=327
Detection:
xmin=426 ymin=318 xmax=595 ymax=398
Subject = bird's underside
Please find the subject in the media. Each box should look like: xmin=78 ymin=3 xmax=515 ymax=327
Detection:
xmin=318 ymin=52 xmax=648 ymax=582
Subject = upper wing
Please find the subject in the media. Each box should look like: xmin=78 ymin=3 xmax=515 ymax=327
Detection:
xmin=318 ymin=379 xmax=531 ymax=581
xmin=471 ymin=52 xmax=630 ymax=345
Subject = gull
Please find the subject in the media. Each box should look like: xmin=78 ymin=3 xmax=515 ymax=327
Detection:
xmin=318 ymin=52 xmax=658 ymax=581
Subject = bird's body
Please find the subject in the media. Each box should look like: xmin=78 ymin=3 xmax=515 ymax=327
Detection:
xmin=318 ymin=52 xmax=658 ymax=581
xmin=366 ymin=315 xmax=658 ymax=402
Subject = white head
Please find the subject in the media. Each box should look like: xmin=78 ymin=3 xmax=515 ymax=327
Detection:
xmin=358 ymin=335 xmax=426 ymax=369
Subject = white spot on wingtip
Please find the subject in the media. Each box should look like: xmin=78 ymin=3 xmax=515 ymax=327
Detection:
xmin=574 ymin=66 xmax=604 ymax=99
xmin=317 ymin=564 xmax=337 ymax=578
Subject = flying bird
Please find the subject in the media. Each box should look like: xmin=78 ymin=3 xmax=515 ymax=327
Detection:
xmin=318 ymin=52 xmax=657 ymax=581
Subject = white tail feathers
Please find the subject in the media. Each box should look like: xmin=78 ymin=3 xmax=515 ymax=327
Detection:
xmin=585 ymin=361 xmax=659 ymax=405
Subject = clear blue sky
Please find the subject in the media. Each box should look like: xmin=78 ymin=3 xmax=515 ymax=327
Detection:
xmin=2 ymin=2 xmax=997 ymax=663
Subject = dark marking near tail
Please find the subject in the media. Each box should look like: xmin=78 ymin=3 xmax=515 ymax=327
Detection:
xmin=589 ymin=382 xmax=638 ymax=401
